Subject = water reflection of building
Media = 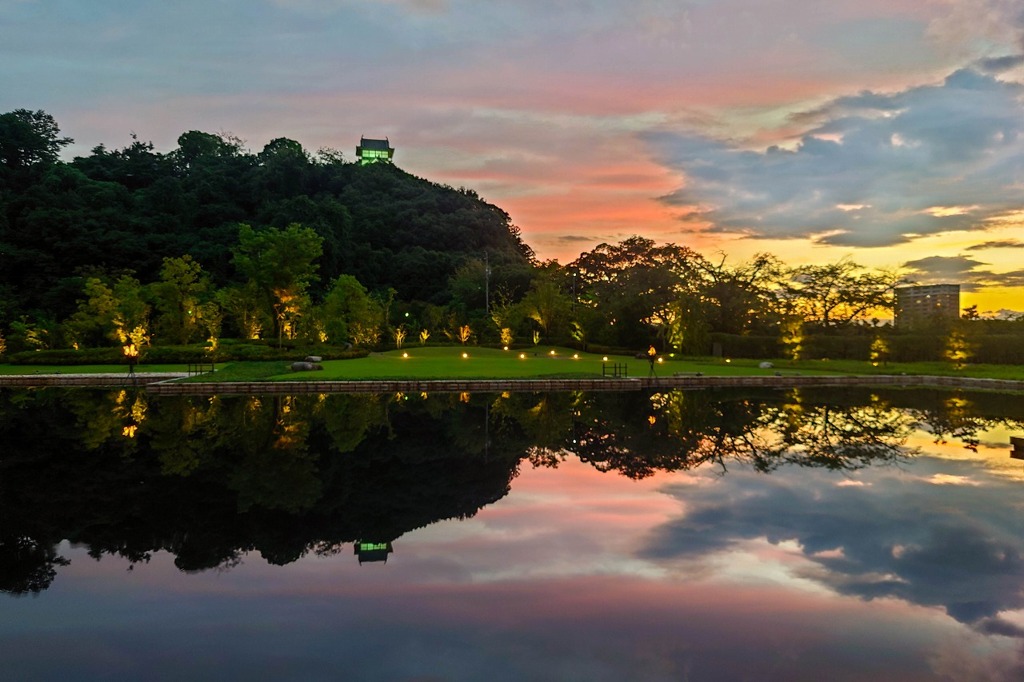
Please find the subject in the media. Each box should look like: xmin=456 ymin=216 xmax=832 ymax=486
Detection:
xmin=355 ymin=541 xmax=394 ymax=564
xmin=894 ymin=284 xmax=960 ymax=327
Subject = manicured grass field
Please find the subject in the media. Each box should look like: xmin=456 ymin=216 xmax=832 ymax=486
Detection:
xmin=2 ymin=347 xmax=1022 ymax=381
xmin=191 ymin=347 xmax=1024 ymax=382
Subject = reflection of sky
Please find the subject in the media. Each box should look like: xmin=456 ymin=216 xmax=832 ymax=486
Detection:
xmin=3 ymin=438 xmax=1024 ymax=680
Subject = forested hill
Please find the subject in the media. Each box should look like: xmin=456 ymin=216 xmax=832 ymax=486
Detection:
xmin=0 ymin=111 xmax=535 ymax=320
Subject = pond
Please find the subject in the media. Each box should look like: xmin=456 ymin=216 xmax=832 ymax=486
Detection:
xmin=1 ymin=387 xmax=1023 ymax=681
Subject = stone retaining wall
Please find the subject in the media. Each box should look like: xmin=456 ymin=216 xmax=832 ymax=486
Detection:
xmin=0 ymin=373 xmax=186 ymax=388
xmin=3 ymin=373 xmax=1022 ymax=394
xmin=145 ymin=374 xmax=1024 ymax=395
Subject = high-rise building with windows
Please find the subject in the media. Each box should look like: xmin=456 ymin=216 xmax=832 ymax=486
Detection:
xmin=894 ymin=284 xmax=960 ymax=327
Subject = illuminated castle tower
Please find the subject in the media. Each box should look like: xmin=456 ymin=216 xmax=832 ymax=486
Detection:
xmin=356 ymin=137 xmax=394 ymax=165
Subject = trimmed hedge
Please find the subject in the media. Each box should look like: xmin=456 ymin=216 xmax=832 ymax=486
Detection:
xmin=9 ymin=343 xmax=369 ymax=365
xmin=709 ymin=334 xmax=781 ymax=359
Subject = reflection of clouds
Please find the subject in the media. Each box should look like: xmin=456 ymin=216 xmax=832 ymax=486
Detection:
xmin=642 ymin=456 xmax=1024 ymax=637
xmin=7 ymin=456 xmax=1024 ymax=680
xmin=11 ymin=546 xmax=988 ymax=682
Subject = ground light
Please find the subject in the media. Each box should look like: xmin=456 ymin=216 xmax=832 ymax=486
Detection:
xmin=519 ymin=353 xmax=526 ymax=359
xmin=462 ymin=352 xmax=468 ymax=359
xmin=402 ymin=352 xmax=409 ymax=358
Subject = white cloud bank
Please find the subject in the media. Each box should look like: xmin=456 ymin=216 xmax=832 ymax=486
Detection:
xmin=650 ymin=65 xmax=1024 ymax=249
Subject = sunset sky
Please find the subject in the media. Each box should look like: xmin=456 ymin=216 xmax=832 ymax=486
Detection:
xmin=2 ymin=0 xmax=1024 ymax=312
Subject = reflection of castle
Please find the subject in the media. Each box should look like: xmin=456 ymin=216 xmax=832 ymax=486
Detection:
xmin=355 ymin=541 xmax=393 ymax=565
xmin=894 ymin=284 xmax=960 ymax=327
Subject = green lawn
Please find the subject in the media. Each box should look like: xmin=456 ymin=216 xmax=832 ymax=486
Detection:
xmin=190 ymin=347 xmax=1024 ymax=382
xmin=2 ymin=347 xmax=1022 ymax=382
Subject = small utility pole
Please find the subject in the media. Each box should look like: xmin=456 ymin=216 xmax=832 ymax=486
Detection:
xmin=484 ymin=252 xmax=491 ymax=314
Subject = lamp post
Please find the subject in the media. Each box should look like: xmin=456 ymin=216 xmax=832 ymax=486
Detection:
xmin=484 ymin=252 xmax=491 ymax=315
xmin=123 ymin=343 xmax=140 ymax=384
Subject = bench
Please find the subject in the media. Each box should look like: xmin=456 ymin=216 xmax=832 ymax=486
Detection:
xmin=187 ymin=361 xmax=215 ymax=376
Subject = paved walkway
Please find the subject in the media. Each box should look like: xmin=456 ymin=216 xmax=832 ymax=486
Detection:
xmin=0 ymin=372 xmax=188 ymax=387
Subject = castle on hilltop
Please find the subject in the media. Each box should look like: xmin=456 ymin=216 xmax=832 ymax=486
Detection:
xmin=356 ymin=137 xmax=394 ymax=165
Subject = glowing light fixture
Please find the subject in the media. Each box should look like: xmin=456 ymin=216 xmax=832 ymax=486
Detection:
xmin=402 ymin=352 xmax=409 ymax=358
xmin=462 ymin=352 xmax=469 ymax=359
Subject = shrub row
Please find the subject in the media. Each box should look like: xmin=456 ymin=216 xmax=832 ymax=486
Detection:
xmin=708 ymin=332 xmax=1024 ymax=364
xmin=9 ymin=343 xmax=369 ymax=365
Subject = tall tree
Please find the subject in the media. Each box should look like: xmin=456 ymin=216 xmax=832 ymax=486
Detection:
xmin=693 ymin=253 xmax=785 ymax=335
xmin=231 ymin=223 xmax=323 ymax=343
xmin=321 ymin=274 xmax=384 ymax=347
xmin=152 ymin=255 xmax=216 ymax=345
xmin=0 ymin=109 xmax=72 ymax=171
xmin=570 ymin=236 xmax=704 ymax=348
xmin=784 ymin=259 xmax=905 ymax=328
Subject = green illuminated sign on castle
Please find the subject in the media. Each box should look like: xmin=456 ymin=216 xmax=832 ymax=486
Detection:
xmin=356 ymin=137 xmax=394 ymax=165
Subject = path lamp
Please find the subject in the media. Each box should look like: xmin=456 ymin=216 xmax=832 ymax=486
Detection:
xmin=123 ymin=343 xmax=139 ymax=378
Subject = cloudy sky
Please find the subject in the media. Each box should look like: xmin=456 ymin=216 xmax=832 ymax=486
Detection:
xmin=3 ymin=0 xmax=1024 ymax=310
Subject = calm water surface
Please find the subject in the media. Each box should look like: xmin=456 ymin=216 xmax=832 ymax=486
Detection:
xmin=1 ymin=387 xmax=1022 ymax=681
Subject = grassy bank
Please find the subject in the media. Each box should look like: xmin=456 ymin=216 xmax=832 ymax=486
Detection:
xmin=2 ymin=346 xmax=1022 ymax=382
xmin=194 ymin=347 xmax=1024 ymax=382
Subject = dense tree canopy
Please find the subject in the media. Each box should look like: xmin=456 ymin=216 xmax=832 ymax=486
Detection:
xmin=0 ymin=115 xmax=534 ymax=326
xmin=3 ymin=110 xmax=1014 ymax=363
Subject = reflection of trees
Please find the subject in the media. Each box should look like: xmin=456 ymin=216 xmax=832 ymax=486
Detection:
xmin=2 ymin=385 xmax=1019 ymax=593
xmin=490 ymin=391 xmax=582 ymax=468
xmin=0 ymin=389 xmax=527 ymax=591
xmin=0 ymin=536 xmax=69 ymax=595
xmin=765 ymin=391 xmax=917 ymax=471
xmin=562 ymin=389 xmax=917 ymax=478
xmin=904 ymin=392 xmax=1024 ymax=453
